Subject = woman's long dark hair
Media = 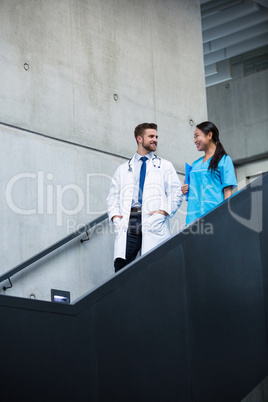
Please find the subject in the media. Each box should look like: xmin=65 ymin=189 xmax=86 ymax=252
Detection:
xmin=196 ymin=121 xmax=227 ymax=171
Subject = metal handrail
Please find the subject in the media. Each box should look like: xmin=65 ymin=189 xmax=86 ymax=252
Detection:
xmin=0 ymin=213 xmax=108 ymax=287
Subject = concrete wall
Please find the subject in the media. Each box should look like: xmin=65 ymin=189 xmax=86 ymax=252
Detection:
xmin=202 ymin=53 xmax=268 ymax=402
xmin=236 ymin=158 xmax=268 ymax=190
xmin=206 ymin=69 xmax=268 ymax=165
xmin=0 ymin=0 xmax=207 ymax=301
xmin=0 ymin=124 xmax=117 ymax=301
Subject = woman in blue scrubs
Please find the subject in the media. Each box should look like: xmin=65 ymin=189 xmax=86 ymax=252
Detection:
xmin=182 ymin=121 xmax=237 ymax=225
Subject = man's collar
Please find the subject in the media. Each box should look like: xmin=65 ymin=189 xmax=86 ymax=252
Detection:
xmin=135 ymin=151 xmax=154 ymax=161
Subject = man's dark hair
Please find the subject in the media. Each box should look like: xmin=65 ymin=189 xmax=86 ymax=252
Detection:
xmin=134 ymin=123 xmax=157 ymax=142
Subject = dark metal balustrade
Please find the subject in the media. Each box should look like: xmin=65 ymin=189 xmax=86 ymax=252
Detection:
xmin=0 ymin=174 xmax=267 ymax=402
xmin=0 ymin=213 xmax=108 ymax=290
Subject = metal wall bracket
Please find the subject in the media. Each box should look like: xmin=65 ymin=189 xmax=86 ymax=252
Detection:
xmin=80 ymin=230 xmax=90 ymax=243
xmin=3 ymin=277 xmax=12 ymax=291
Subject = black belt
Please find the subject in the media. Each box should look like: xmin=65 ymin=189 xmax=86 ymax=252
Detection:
xmin=131 ymin=207 xmax=142 ymax=213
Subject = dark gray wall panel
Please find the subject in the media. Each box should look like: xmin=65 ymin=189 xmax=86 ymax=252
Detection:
xmin=183 ymin=198 xmax=268 ymax=402
xmin=93 ymin=243 xmax=191 ymax=401
xmin=0 ymin=173 xmax=267 ymax=402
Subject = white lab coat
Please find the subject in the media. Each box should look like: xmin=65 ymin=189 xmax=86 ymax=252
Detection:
xmin=107 ymin=154 xmax=182 ymax=261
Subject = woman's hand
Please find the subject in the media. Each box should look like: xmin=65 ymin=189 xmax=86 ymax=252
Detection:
xmin=181 ymin=184 xmax=189 ymax=195
xmin=224 ymin=186 xmax=232 ymax=200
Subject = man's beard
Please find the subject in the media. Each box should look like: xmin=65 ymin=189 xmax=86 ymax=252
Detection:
xmin=142 ymin=141 xmax=157 ymax=153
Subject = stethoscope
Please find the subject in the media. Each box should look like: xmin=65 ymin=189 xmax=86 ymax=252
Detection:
xmin=128 ymin=154 xmax=161 ymax=172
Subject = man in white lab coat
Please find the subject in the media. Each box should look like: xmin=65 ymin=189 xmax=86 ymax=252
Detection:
xmin=107 ymin=123 xmax=182 ymax=272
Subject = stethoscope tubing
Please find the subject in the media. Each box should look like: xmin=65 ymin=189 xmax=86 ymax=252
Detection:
xmin=128 ymin=154 xmax=161 ymax=172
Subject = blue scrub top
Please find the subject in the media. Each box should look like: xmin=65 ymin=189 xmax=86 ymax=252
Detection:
xmin=186 ymin=155 xmax=237 ymax=225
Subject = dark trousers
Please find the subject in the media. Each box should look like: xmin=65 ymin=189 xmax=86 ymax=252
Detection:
xmin=114 ymin=212 xmax=142 ymax=273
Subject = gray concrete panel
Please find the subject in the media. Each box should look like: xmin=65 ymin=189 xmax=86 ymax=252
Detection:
xmin=205 ymin=59 xmax=231 ymax=87
xmin=0 ymin=0 xmax=207 ymax=301
xmin=202 ymin=8 xmax=268 ymax=43
xmin=210 ymin=22 xmax=268 ymax=53
xmin=206 ymin=69 xmax=268 ymax=163
xmin=0 ymin=125 xmax=117 ymax=300
xmin=204 ymin=49 xmax=225 ymax=66
xmin=0 ymin=124 xmax=187 ymax=301
xmin=0 ymin=0 xmax=206 ymax=173
xmin=201 ymin=0 xmax=259 ymax=31
xmin=0 ymin=0 xmax=75 ymax=141
xmin=226 ymin=33 xmax=268 ymax=58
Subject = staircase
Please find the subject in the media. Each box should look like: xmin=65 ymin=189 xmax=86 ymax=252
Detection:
xmin=0 ymin=173 xmax=267 ymax=402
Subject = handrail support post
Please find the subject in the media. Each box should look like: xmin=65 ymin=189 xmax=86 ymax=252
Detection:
xmin=3 ymin=277 xmax=13 ymax=291
xmin=80 ymin=230 xmax=90 ymax=243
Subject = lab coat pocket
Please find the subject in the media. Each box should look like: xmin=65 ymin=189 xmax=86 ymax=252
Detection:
xmin=147 ymin=213 xmax=166 ymax=235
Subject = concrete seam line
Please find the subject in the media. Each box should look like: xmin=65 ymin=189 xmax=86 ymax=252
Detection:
xmin=0 ymin=121 xmax=185 ymax=176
